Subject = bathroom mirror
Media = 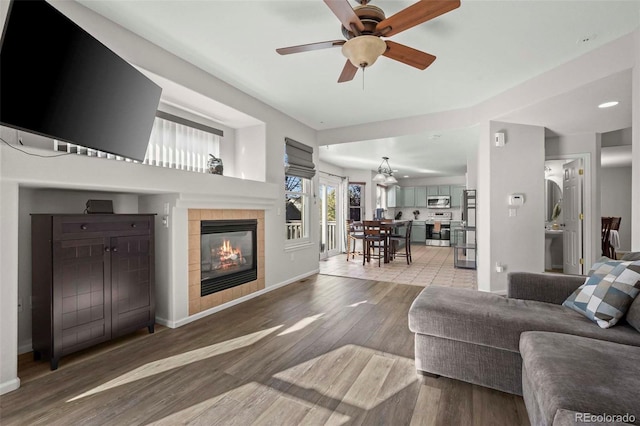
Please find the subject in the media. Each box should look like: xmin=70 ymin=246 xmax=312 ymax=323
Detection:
xmin=544 ymin=179 xmax=562 ymax=222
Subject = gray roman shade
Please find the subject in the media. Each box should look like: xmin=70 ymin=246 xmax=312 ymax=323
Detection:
xmin=285 ymin=137 xmax=316 ymax=179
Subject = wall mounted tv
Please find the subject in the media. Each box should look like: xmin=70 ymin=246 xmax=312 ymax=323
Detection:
xmin=0 ymin=0 xmax=162 ymax=162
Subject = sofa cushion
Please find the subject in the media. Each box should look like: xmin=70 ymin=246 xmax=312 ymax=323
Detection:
xmin=626 ymin=295 xmax=640 ymax=333
xmin=520 ymin=332 xmax=640 ymax=426
xmin=408 ymin=286 xmax=640 ymax=353
xmin=563 ymin=259 xmax=640 ymax=328
xmin=621 ymin=252 xmax=640 ymax=261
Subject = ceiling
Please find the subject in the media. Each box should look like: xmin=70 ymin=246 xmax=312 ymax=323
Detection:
xmin=77 ymin=0 xmax=640 ymax=176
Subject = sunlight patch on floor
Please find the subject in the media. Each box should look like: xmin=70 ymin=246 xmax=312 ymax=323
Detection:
xmin=277 ymin=313 xmax=324 ymax=336
xmin=273 ymin=344 xmax=417 ymax=410
xmin=66 ymin=325 xmax=283 ymax=402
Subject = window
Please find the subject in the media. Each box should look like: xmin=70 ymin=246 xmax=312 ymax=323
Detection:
xmin=376 ymin=184 xmax=387 ymax=210
xmin=348 ymin=182 xmax=365 ymax=221
xmin=284 ymin=138 xmax=315 ymax=244
xmin=144 ymin=115 xmax=220 ymax=172
xmin=285 ymin=175 xmax=310 ymax=240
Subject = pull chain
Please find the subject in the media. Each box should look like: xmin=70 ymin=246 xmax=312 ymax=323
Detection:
xmin=361 ymin=66 xmax=365 ymax=91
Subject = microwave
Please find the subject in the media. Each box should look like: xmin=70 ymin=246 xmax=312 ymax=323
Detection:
xmin=427 ymin=195 xmax=451 ymax=209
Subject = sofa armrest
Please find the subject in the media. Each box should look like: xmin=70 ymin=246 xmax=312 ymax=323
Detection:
xmin=507 ymin=272 xmax=585 ymax=305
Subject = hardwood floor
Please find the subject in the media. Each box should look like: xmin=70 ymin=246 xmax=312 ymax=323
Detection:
xmin=1 ymin=275 xmax=528 ymax=425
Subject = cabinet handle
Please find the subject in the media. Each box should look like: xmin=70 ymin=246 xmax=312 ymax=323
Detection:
xmin=105 ymin=247 xmax=111 ymax=252
xmin=112 ymin=247 xmax=118 ymax=252
xmin=131 ymin=223 xmax=137 ymax=228
xmin=80 ymin=224 xmax=88 ymax=230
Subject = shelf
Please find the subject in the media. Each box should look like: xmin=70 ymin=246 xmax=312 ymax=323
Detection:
xmin=454 ymin=244 xmax=476 ymax=250
xmin=454 ymin=260 xmax=477 ymax=269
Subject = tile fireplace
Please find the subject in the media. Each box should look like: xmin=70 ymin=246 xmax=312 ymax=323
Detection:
xmin=189 ymin=209 xmax=265 ymax=316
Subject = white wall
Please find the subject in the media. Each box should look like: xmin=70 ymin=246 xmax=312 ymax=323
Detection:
xmin=235 ymin=124 xmax=266 ymax=182
xmin=478 ymin=122 xmax=546 ymax=293
xmin=600 ymin=167 xmax=632 ymax=251
xmin=633 ymin=28 xmax=640 ymax=250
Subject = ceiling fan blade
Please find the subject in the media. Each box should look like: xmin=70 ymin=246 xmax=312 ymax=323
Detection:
xmin=276 ymin=40 xmax=346 ymax=55
xmin=383 ymin=40 xmax=436 ymax=70
xmin=338 ymin=60 xmax=358 ymax=83
xmin=376 ymin=0 xmax=460 ymax=37
xmin=324 ymin=0 xmax=365 ymax=33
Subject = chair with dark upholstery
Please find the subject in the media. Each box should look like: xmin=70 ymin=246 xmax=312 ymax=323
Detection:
xmin=362 ymin=221 xmax=386 ymax=267
xmin=346 ymin=219 xmax=364 ymax=261
xmin=390 ymin=220 xmax=413 ymax=265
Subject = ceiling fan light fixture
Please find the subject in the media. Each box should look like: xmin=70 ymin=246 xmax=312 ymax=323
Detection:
xmin=342 ymin=35 xmax=386 ymax=68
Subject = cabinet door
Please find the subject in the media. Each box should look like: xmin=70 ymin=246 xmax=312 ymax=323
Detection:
xmin=403 ymin=187 xmax=415 ymax=207
xmin=111 ymin=234 xmax=155 ymax=337
xmin=438 ymin=185 xmax=451 ymax=195
xmin=387 ymin=186 xmax=397 ymax=207
xmin=426 ymin=186 xmax=439 ymax=196
xmin=415 ymin=187 xmax=427 ymax=207
xmin=411 ymin=225 xmax=426 ymax=243
xmin=450 ymin=185 xmax=465 ymax=208
xmin=53 ymin=237 xmax=111 ymax=361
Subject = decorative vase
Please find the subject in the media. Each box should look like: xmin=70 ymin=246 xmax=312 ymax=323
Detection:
xmin=207 ymin=154 xmax=223 ymax=175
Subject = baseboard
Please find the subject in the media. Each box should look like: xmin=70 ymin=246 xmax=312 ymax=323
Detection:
xmin=0 ymin=377 xmax=21 ymax=395
xmin=173 ymin=269 xmax=320 ymax=328
xmin=18 ymin=339 xmax=32 ymax=355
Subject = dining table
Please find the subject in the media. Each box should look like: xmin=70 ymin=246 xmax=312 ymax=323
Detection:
xmin=370 ymin=220 xmax=409 ymax=264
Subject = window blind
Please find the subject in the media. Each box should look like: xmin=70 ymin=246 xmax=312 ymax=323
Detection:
xmin=285 ymin=137 xmax=315 ymax=179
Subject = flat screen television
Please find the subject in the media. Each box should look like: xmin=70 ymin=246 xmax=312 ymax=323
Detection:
xmin=0 ymin=0 xmax=162 ymax=161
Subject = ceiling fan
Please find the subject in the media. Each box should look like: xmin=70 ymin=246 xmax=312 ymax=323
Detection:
xmin=276 ymin=0 xmax=461 ymax=83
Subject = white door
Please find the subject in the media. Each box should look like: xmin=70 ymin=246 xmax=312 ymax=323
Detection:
xmin=319 ymin=179 xmax=341 ymax=259
xmin=563 ymin=159 xmax=584 ymax=275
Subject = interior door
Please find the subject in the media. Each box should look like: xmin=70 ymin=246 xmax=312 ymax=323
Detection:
xmin=319 ymin=180 xmax=340 ymax=259
xmin=563 ymin=159 xmax=584 ymax=275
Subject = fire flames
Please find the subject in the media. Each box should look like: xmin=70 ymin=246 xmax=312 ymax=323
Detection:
xmin=211 ymin=239 xmax=245 ymax=271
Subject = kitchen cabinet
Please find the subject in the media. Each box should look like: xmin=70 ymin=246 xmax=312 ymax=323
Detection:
xmin=411 ymin=222 xmax=426 ymax=243
xmin=415 ymin=186 xmax=427 ymax=207
xmin=403 ymin=187 xmax=415 ymax=207
xmin=426 ymin=185 xmax=451 ymax=197
xmin=438 ymin=185 xmax=451 ymax=196
xmin=31 ymin=214 xmax=155 ymax=370
xmin=450 ymin=185 xmax=465 ymax=208
xmin=387 ymin=186 xmax=402 ymax=208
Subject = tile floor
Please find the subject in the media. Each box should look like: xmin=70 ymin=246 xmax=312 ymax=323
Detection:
xmin=319 ymin=243 xmax=478 ymax=289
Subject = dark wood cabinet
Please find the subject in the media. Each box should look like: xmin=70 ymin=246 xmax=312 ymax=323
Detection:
xmin=31 ymin=214 xmax=155 ymax=370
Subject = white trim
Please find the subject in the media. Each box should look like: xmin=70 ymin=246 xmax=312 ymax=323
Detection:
xmin=18 ymin=339 xmax=32 ymax=355
xmin=284 ymin=241 xmax=314 ymax=252
xmin=0 ymin=378 xmax=21 ymax=396
xmin=166 ymin=269 xmax=320 ymax=329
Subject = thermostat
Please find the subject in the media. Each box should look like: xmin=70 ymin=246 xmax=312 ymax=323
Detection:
xmin=508 ymin=194 xmax=525 ymax=207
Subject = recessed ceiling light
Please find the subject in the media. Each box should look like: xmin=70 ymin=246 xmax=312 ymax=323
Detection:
xmin=598 ymin=101 xmax=619 ymax=109
xmin=403 ymin=175 xmax=409 ymax=178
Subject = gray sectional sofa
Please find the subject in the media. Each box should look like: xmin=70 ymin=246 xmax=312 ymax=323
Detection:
xmin=408 ymin=271 xmax=640 ymax=425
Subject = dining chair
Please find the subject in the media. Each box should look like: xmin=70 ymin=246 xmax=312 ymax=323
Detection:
xmin=608 ymin=217 xmax=622 ymax=258
xmin=362 ymin=220 xmax=386 ymax=267
xmin=346 ymin=219 xmax=364 ymax=261
xmin=601 ymin=217 xmax=613 ymax=258
xmin=390 ymin=220 xmax=413 ymax=265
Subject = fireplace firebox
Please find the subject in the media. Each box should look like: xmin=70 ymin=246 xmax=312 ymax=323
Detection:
xmin=200 ymin=220 xmax=257 ymax=297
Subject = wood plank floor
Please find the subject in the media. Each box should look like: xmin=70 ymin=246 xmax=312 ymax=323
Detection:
xmin=1 ymin=275 xmax=529 ymax=425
